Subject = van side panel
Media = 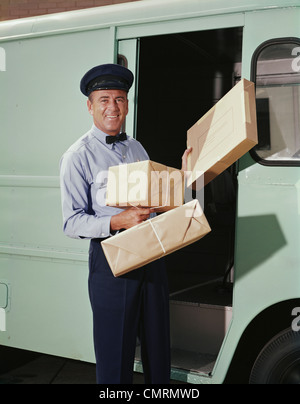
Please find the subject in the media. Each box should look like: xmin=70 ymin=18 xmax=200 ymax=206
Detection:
xmin=0 ymin=28 xmax=115 ymax=360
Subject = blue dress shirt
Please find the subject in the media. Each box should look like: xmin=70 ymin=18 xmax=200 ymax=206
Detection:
xmin=60 ymin=124 xmax=149 ymax=239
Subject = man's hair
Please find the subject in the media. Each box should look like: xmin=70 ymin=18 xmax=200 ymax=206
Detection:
xmin=88 ymin=91 xmax=128 ymax=103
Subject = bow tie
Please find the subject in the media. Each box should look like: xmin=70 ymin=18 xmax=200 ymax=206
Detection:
xmin=106 ymin=132 xmax=127 ymax=144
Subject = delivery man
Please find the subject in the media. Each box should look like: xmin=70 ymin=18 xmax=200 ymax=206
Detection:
xmin=60 ymin=63 xmax=191 ymax=384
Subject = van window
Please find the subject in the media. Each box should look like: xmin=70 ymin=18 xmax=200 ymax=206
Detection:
xmin=251 ymin=38 xmax=300 ymax=165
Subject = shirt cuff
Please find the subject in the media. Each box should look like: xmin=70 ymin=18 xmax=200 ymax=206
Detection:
xmin=97 ymin=215 xmax=113 ymax=238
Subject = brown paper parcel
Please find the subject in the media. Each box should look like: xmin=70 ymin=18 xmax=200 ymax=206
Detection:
xmin=101 ymin=199 xmax=211 ymax=277
xmin=187 ymin=78 xmax=258 ymax=188
xmin=106 ymin=160 xmax=184 ymax=212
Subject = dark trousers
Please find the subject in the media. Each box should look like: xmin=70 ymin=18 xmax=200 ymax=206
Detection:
xmin=88 ymin=239 xmax=171 ymax=384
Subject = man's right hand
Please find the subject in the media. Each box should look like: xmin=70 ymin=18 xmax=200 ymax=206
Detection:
xmin=110 ymin=207 xmax=153 ymax=232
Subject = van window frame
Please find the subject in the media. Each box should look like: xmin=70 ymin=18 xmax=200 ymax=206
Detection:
xmin=250 ymin=37 xmax=300 ymax=167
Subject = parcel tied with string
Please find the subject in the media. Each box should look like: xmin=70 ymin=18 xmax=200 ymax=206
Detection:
xmin=105 ymin=160 xmax=184 ymax=212
xmin=101 ymin=199 xmax=211 ymax=277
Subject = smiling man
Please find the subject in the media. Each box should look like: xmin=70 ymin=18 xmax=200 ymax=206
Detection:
xmin=87 ymin=90 xmax=128 ymax=136
xmin=59 ymin=64 xmax=172 ymax=384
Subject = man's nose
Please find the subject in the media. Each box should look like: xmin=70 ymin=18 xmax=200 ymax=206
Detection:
xmin=108 ymin=100 xmax=119 ymax=109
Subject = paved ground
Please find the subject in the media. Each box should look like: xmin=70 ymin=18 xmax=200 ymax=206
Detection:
xmin=0 ymin=347 xmax=145 ymax=384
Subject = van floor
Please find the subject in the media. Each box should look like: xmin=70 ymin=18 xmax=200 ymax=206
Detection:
xmin=170 ymin=277 xmax=233 ymax=307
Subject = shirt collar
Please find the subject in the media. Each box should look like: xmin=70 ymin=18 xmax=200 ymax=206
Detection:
xmin=90 ymin=124 xmax=128 ymax=149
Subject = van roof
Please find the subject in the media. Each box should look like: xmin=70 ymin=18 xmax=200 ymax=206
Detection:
xmin=0 ymin=0 xmax=299 ymax=41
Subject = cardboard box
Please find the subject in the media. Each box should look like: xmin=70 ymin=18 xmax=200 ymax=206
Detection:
xmin=106 ymin=160 xmax=184 ymax=212
xmin=101 ymin=199 xmax=211 ymax=277
xmin=187 ymin=79 xmax=258 ymax=188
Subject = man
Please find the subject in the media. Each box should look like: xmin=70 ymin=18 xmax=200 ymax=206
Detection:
xmin=60 ymin=64 xmax=190 ymax=384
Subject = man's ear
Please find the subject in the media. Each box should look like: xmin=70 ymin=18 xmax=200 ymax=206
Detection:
xmin=87 ymin=98 xmax=93 ymax=115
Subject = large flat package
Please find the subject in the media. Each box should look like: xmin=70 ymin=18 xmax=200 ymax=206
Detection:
xmin=187 ymin=78 xmax=258 ymax=188
xmin=106 ymin=160 xmax=184 ymax=212
xmin=101 ymin=199 xmax=211 ymax=277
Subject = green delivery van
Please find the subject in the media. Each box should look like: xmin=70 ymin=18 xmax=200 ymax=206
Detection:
xmin=0 ymin=0 xmax=299 ymax=384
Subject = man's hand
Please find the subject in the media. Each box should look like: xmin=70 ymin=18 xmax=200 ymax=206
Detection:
xmin=181 ymin=147 xmax=192 ymax=172
xmin=110 ymin=207 xmax=153 ymax=231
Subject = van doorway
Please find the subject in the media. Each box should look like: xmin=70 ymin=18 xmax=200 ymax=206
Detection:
xmin=135 ymin=27 xmax=243 ymax=375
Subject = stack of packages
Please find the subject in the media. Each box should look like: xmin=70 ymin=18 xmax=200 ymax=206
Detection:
xmin=102 ymin=79 xmax=258 ymax=276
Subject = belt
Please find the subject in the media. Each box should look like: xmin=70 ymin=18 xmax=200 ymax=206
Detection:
xmin=91 ymin=237 xmax=109 ymax=243
xmin=92 ymin=229 xmax=126 ymax=243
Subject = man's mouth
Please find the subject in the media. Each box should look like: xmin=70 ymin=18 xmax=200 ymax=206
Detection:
xmin=106 ymin=115 xmax=119 ymax=119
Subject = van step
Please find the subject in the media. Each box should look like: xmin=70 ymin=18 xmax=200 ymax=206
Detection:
xmin=171 ymin=348 xmax=217 ymax=376
xmin=134 ymin=348 xmax=216 ymax=382
xmin=170 ymin=279 xmax=232 ymax=356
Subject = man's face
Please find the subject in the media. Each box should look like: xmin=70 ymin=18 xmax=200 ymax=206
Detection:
xmin=87 ymin=89 xmax=129 ymax=136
